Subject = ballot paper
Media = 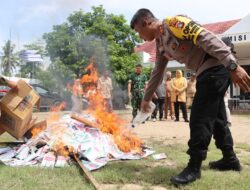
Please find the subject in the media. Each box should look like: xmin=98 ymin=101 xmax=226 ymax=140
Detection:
xmin=152 ymin=153 xmax=167 ymax=160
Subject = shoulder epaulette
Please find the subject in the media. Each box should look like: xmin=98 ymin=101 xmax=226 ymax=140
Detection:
xmin=165 ymin=16 xmax=204 ymax=45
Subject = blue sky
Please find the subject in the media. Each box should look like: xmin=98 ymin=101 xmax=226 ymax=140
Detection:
xmin=1 ymin=0 xmax=250 ymax=49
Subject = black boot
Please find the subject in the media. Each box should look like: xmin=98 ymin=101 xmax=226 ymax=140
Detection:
xmin=209 ymin=150 xmax=241 ymax=171
xmin=170 ymin=158 xmax=201 ymax=185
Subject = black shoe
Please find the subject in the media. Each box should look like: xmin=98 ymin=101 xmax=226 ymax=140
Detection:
xmin=209 ymin=157 xmax=241 ymax=171
xmin=184 ymin=119 xmax=189 ymax=123
xmin=175 ymin=119 xmax=179 ymax=122
xmin=170 ymin=166 xmax=201 ymax=185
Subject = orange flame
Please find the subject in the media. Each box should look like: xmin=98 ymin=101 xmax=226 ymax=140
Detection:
xmin=52 ymin=140 xmax=74 ymax=156
xmin=44 ymin=102 xmax=68 ymax=155
xmin=81 ymin=58 xmax=98 ymax=87
xmin=79 ymin=59 xmax=143 ymax=153
xmin=47 ymin=102 xmax=66 ymax=125
xmin=87 ymin=92 xmax=143 ymax=153
xmin=31 ymin=121 xmax=47 ymax=138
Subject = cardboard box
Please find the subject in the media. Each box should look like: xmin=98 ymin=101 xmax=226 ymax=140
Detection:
xmin=0 ymin=80 xmax=40 ymax=139
xmin=0 ymin=127 xmax=5 ymax=135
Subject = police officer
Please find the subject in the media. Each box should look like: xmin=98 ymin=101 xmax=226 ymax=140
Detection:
xmin=128 ymin=64 xmax=148 ymax=119
xmin=130 ymin=9 xmax=250 ymax=185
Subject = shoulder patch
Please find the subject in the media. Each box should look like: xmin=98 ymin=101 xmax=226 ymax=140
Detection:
xmin=165 ymin=16 xmax=204 ymax=45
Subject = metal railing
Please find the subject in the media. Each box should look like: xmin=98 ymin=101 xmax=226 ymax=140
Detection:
xmin=228 ymin=98 xmax=250 ymax=112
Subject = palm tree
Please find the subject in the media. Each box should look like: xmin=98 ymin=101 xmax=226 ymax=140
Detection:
xmin=1 ymin=40 xmax=19 ymax=76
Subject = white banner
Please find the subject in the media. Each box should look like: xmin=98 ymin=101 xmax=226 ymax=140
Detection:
xmin=19 ymin=50 xmax=43 ymax=63
xmin=220 ymin=32 xmax=250 ymax=43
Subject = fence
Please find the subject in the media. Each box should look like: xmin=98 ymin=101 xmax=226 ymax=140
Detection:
xmin=228 ymin=98 xmax=250 ymax=112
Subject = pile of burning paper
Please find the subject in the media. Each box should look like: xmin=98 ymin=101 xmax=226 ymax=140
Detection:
xmin=0 ymin=112 xmax=154 ymax=171
xmin=0 ymin=60 xmax=155 ymax=176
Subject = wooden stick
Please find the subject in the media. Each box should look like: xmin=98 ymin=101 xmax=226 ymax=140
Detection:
xmin=0 ymin=141 xmax=25 ymax=146
xmin=71 ymin=114 xmax=98 ymax=128
xmin=73 ymin=153 xmax=100 ymax=190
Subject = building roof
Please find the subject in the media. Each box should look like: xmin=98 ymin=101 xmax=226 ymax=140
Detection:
xmin=224 ymin=14 xmax=250 ymax=34
xmin=134 ymin=40 xmax=156 ymax=62
xmin=203 ymin=19 xmax=240 ymax=34
xmin=135 ymin=19 xmax=241 ymax=63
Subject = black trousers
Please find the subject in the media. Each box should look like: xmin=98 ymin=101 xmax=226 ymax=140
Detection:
xmin=174 ymin=101 xmax=188 ymax=120
xmin=187 ymin=65 xmax=233 ymax=160
xmin=151 ymin=98 xmax=158 ymax=119
xmin=152 ymin=98 xmax=165 ymax=119
xmin=157 ymin=98 xmax=165 ymax=119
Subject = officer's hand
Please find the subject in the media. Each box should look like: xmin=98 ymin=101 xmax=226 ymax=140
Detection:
xmin=7 ymin=80 xmax=18 ymax=92
xmin=230 ymin=65 xmax=250 ymax=93
xmin=141 ymin=100 xmax=150 ymax=113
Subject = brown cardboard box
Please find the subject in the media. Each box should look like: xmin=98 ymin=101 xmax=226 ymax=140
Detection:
xmin=0 ymin=127 xmax=5 ymax=135
xmin=0 ymin=80 xmax=40 ymax=139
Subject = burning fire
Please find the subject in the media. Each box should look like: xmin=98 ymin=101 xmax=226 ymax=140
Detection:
xmin=86 ymin=92 xmax=143 ymax=153
xmin=31 ymin=57 xmax=143 ymax=156
xmin=31 ymin=102 xmax=69 ymax=155
xmin=31 ymin=121 xmax=47 ymax=138
xmin=31 ymin=102 xmax=65 ymax=137
xmin=52 ymin=140 xmax=74 ymax=157
xmin=80 ymin=59 xmax=143 ymax=153
xmin=47 ymin=102 xmax=66 ymax=125
xmin=81 ymin=57 xmax=98 ymax=91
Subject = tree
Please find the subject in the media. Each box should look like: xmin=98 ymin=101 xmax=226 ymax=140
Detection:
xmin=1 ymin=40 xmax=19 ymax=76
xmin=43 ymin=5 xmax=142 ymax=86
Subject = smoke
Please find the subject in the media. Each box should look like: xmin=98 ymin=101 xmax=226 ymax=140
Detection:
xmin=78 ymin=35 xmax=110 ymax=72
xmin=77 ymin=35 xmax=127 ymax=110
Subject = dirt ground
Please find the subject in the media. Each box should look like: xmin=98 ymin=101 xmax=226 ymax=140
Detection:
xmin=33 ymin=111 xmax=250 ymax=144
xmin=119 ymin=111 xmax=250 ymax=145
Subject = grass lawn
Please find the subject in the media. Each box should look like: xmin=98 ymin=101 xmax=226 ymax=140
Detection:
xmin=1 ymin=136 xmax=250 ymax=190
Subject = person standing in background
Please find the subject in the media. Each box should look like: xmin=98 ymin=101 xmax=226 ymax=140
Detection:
xmin=97 ymin=70 xmax=113 ymax=112
xmin=155 ymin=80 xmax=166 ymax=121
xmin=150 ymin=91 xmax=158 ymax=122
xmin=71 ymin=79 xmax=83 ymax=113
xmin=128 ymin=64 xmax=148 ymax=119
xmin=186 ymin=73 xmax=197 ymax=109
xmin=171 ymin=70 xmax=189 ymax=122
xmin=164 ymin=71 xmax=175 ymax=120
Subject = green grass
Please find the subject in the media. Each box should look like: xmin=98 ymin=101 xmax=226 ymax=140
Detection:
xmin=1 ymin=139 xmax=250 ymax=190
